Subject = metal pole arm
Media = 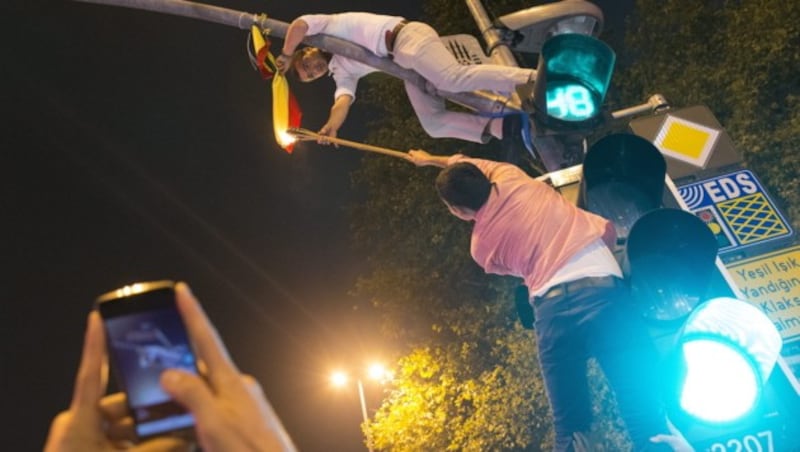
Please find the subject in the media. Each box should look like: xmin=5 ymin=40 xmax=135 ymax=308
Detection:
xmin=75 ymin=0 xmax=519 ymax=116
xmin=611 ymin=94 xmax=670 ymax=120
xmin=75 ymin=0 xmax=263 ymax=30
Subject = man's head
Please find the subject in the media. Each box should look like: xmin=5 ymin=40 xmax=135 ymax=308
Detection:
xmin=435 ymin=162 xmax=491 ymax=220
xmin=291 ymin=47 xmax=330 ymax=82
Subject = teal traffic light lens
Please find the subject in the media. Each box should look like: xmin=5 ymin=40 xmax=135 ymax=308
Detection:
xmin=675 ymin=298 xmax=782 ymax=424
xmin=679 ymin=338 xmax=759 ymax=423
xmin=537 ymin=33 xmax=615 ymax=123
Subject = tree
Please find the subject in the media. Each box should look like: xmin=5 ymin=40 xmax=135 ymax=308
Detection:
xmin=615 ymin=0 xmax=800 ymax=229
xmin=349 ymin=0 xmax=798 ymax=448
xmin=348 ymin=1 xmax=632 ymax=449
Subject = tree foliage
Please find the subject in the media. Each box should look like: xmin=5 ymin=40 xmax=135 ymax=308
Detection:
xmin=346 ymin=0 xmax=798 ymax=450
xmin=615 ymin=0 xmax=800 ymax=229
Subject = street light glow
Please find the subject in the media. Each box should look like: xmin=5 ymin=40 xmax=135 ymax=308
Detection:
xmin=330 ymin=370 xmax=348 ymax=387
xmin=367 ymin=363 xmax=387 ymax=381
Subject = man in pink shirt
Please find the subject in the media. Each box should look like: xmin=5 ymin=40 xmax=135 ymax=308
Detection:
xmin=408 ymin=149 xmax=691 ymax=451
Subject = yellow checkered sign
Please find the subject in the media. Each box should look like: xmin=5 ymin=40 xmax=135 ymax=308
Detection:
xmin=677 ymin=169 xmax=792 ymax=253
xmin=654 ymin=115 xmax=720 ymax=167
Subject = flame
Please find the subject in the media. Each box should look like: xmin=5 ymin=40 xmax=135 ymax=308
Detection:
xmin=277 ymin=129 xmax=297 ymax=147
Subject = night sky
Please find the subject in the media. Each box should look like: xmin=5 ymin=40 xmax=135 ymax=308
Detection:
xmin=3 ymin=0 xmax=629 ymax=450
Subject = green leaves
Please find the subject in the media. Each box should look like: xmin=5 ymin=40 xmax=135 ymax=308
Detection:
xmin=343 ymin=0 xmax=799 ymax=448
xmin=617 ymin=0 xmax=800 ymax=230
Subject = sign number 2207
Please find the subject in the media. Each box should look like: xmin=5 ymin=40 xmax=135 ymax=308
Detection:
xmin=709 ymin=430 xmax=773 ymax=452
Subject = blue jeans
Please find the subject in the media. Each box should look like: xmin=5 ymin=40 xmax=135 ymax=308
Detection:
xmin=533 ymin=278 xmax=671 ymax=451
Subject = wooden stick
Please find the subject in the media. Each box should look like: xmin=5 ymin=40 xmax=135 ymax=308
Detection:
xmin=288 ymin=128 xmax=551 ymax=181
xmin=288 ymin=128 xmax=410 ymax=160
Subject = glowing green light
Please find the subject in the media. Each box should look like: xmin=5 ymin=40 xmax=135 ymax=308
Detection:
xmin=546 ymin=82 xmax=597 ymax=121
xmin=675 ymin=297 xmax=782 ymax=424
xmin=679 ymin=339 xmax=759 ymax=423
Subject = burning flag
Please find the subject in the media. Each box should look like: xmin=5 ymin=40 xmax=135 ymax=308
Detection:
xmin=250 ymin=25 xmax=302 ymax=153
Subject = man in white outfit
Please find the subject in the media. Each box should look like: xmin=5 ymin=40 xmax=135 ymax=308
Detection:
xmin=275 ymin=12 xmax=532 ymax=149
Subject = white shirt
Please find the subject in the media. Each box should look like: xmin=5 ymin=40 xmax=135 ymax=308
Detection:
xmin=299 ymin=13 xmax=404 ymax=101
xmin=530 ymin=238 xmax=623 ymax=297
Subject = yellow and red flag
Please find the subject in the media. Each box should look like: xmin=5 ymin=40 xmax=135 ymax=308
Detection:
xmin=251 ymin=25 xmax=302 ymax=153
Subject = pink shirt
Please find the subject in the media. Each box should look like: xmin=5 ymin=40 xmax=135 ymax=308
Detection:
xmin=449 ymin=155 xmax=615 ymax=294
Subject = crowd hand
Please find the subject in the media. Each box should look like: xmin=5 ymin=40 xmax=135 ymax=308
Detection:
xmin=650 ymin=419 xmax=695 ymax=452
xmin=43 ymin=312 xmax=189 ymax=452
xmin=275 ymin=53 xmax=291 ymax=75
xmin=316 ymin=124 xmax=339 ymax=147
xmin=160 ymin=283 xmax=295 ymax=452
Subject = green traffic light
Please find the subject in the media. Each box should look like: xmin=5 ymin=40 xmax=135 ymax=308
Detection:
xmin=536 ymin=33 xmax=616 ymax=125
xmin=546 ymin=83 xmax=597 ymax=121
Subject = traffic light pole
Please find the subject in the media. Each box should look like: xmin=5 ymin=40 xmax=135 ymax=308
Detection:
xmin=464 ymin=0 xmax=520 ymax=68
xmin=74 ymin=0 xmax=519 ymax=118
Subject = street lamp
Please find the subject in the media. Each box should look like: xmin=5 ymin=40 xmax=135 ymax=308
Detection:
xmin=330 ymin=362 xmax=391 ymax=452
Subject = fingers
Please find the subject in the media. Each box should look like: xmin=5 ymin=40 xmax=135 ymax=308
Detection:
xmin=649 ymin=434 xmax=681 ymax=448
xmin=131 ymin=436 xmax=192 ymax=452
xmin=106 ymin=416 xmax=136 ymax=443
xmin=99 ymin=393 xmax=137 ymax=442
xmin=241 ymin=374 xmax=265 ymax=399
xmin=316 ymin=126 xmax=338 ymax=146
xmin=650 ymin=434 xmax=668 ymax=443
xmin=275 ymin=55 xmax=290 ymax=74
xmin=71 ymin=311 xmax=108 ymax=411
xmin=160 ymin=369 xmax=215 ymax=424
xmin=174 ymin=282 xmax=239 ymax=386
xmin=99 ymin=392 xmax=128 ymax=421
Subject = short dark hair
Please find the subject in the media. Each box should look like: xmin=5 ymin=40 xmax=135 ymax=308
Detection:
xmin=435 ymin=162 xmax=491 ymax=211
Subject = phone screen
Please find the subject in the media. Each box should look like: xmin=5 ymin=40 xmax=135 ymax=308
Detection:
xmin=97 ymin=282 xmax=197 ymax=438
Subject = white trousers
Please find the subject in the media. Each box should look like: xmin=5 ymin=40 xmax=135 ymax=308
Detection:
xmin=392 ymin=22 xmax=533 ymax=143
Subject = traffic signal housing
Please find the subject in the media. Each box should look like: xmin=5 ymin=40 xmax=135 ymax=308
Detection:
xmin=579 ymin=133 xmax=722 ymax=322
xmin=532 ymin=33 xmax=615 ymax=132
xmin=578 ymin=133 xmax=786 ymax=434
xmin=578 ymin=133 xmax=666 ymax=242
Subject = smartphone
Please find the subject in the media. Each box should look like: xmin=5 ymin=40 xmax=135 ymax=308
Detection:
xmin=95 ymin=280 xmax=197 ymax=440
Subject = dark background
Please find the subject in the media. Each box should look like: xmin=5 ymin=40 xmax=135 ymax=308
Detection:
xmin=2 ymin=0 xmax=630 ymax=450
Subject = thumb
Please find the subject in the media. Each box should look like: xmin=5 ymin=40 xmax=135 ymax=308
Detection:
xmin=161 ymin=369 xmax=215 ymax=422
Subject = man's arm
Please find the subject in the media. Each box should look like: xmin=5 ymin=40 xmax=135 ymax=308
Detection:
xmin=407 ymin=149 xmax=452 ymax=167
xmin=318 ymin=94 xmax=354 ymax=142
xmin=275 ymin=18 xmax=310 ymax=73
xmin=281 ymin=18 xmax=309 ymax=56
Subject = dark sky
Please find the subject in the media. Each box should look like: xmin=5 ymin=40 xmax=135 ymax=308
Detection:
xmin=3 ymin=1 xmax=630 ymax=450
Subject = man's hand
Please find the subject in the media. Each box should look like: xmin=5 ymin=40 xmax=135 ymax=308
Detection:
xmin=159 ymin=283 xmax=295 ymax=452
xmin=317 ymin=123 xmax=338 ymax=146
xmin=650 ymin=419 xmax=695 ymax=452
xmin=275 ymin=53 xmax=292 ymax=75
xmin=407 ymin=149 xmax=450 ymax=167
xmin=45 ymin=283 xmax=295 ymax=452
xmin=43 ymin=312 xmax=188 ymax=452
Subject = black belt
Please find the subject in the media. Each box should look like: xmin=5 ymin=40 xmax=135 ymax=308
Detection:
xmin=533 ymin=276 xmax=622 ymax=307
xmin=385 ymin=20 xmax=409 ymax=54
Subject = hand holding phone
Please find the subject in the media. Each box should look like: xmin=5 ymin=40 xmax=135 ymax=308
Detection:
xmin=43 ymin=310 xmax=189 ymax=452
xmin=45 ymin=282 xmax=297 ymax=452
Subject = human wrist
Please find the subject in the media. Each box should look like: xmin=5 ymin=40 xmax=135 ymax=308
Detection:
xmin=280 ymin=49 xmax=293 ymax=58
